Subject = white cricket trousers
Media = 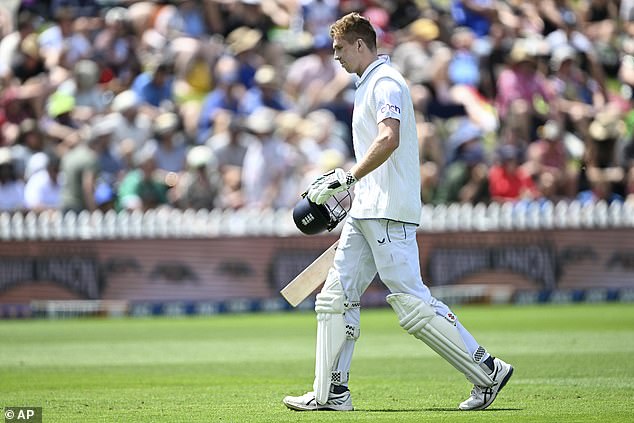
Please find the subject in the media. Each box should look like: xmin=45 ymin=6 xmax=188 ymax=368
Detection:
xmin=331 ymin=217 xmax=484 ymax=383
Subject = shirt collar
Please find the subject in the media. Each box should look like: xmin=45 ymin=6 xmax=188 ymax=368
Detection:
xmin=356 ymin=55 xmax=390 ymax=87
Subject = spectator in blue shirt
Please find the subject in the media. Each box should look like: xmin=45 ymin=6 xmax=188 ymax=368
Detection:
xmin=577 ymin=174 xmax=624 ymax=205
xmin=131 ymin=58 xmax=174 ymax=108
xmin=197 ymin=55 xmax=246 ymax=143
xmin=451 ymin=0 xmax=498 ymax=38
xmin=239 ymin=65 xmax=291 ymax=115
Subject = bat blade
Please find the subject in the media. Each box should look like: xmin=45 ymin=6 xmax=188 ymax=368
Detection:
xmin=280 ymin=240 xmax=338 ymax=307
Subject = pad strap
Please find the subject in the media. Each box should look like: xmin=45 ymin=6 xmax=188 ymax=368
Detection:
xmin=331 ymin=370 xmax=349 ymax=385
xmin=344 ymin=301 xmax=360 ymax=309
xmin=345 ymin=323 xmax=360 ymax=340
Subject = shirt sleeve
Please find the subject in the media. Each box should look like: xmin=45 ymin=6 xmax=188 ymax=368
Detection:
xmin=374 ymin=77 xmax=403 ymax=123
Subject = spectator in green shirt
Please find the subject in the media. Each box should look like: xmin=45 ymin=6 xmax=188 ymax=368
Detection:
xmin=117 ymin=146 xmax=168 ymax=212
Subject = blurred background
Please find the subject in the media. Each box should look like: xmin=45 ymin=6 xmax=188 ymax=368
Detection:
xmin=0 ymin=0 xmax=633 ymax=318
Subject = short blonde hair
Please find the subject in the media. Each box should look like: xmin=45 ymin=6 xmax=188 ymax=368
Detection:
xmin=329 ymin=13 xmax=377 ymax=52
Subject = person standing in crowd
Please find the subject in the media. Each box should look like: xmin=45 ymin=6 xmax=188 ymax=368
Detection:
xmin=59 ymin=124 xmax=104 ymax=213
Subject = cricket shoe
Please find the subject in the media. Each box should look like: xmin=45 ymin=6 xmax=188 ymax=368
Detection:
xmin=283 ymin=385 xmax=353 ymax=411
xmin=459 ymin=357 xmax=514 ymax=411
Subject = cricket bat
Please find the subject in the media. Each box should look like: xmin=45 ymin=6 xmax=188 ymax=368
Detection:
xmin=280 ymin=240 xmax=338 ymax=307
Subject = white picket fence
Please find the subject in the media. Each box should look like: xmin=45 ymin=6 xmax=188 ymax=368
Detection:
xmin=0 ymin=200 xmax=632 ymax=241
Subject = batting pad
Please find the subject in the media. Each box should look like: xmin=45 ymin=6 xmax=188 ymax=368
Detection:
xmin=387 ymin=293 xmax=494 ymax=387
xmin=313 ymin=284 xmax=347 ymax=405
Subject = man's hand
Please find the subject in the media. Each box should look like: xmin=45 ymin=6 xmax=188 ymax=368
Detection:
xmin=306 ymin=168 xmax=357 ymax=204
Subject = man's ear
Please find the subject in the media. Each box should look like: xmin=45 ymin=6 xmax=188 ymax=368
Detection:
xmin=357 ymin=39 xmax=362 ymax=51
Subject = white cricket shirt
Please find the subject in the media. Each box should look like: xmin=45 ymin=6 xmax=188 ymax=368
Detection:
xmin=350 ymin=56 xmax=421 ymax=224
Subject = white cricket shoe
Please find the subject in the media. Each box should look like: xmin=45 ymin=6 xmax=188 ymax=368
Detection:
xmin=283 ymin=387 xmax=353 ymax=411
xmin=459 ymin=357 xmax=514 ymax=411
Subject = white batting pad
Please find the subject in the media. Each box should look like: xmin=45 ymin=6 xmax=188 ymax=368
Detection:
xmin=387 ymin=293 xmax=493 ymax=387
xmin=313 ymin=284 xmax=347 ymax=405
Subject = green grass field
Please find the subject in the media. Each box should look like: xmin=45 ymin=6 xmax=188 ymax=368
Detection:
xmin=1 ymin=303 xmax=633 ymax=422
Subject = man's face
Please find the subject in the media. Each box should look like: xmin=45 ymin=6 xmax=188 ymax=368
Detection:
xmin=333 ymin=35 xmax=360 ymax=75
xmin=59 ymin=17 xmax=73 ymax=35
xmin=153 ymin=69 xmax=167 ymax=86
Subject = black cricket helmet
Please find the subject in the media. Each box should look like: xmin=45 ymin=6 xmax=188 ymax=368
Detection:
xmin=293 ymin=191 xmax=351 ymax=235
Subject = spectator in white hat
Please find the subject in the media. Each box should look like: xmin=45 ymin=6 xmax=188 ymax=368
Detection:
xmin=148 ymin=112 xmax=187 ymax=176
xmin=106 ymin=90 xmax=153 ymax=169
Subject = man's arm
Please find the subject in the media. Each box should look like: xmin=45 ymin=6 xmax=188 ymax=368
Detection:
xmin=306 ymin=78 xmax=403 ymax=204
xmin=305 ymin=118 xmax=401 ymax=204
xmin=349 ymin=118 xmax=400 ymax=180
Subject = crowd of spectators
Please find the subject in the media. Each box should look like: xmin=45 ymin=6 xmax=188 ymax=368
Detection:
xmin=1 ymin=0 xmax=634 ymax=216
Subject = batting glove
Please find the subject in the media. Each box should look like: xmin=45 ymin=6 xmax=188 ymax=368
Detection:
xmin=306 ymin=168 xmax=357 ymax=205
